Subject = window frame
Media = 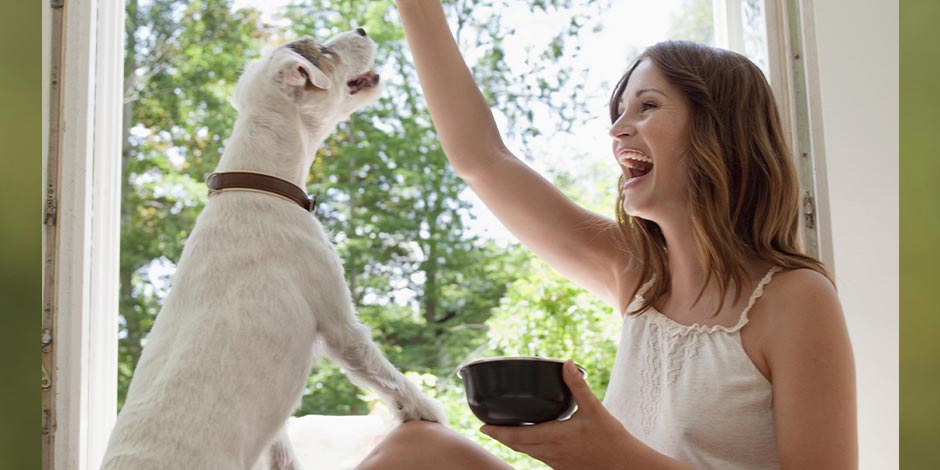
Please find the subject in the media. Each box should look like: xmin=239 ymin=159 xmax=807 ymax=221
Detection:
xmin=43 ymin=0 xmax=125 ymax=469
xmin=714 ymin=0 xmax=834 ymax=272
xmin=763 ymin=0 xmax=834 ymax=272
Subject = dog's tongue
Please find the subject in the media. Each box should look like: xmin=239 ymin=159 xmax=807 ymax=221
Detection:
xmin=347 ymin=70 xmax=380 ymax=94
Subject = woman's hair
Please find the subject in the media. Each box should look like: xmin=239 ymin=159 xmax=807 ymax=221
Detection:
xmin=609 ymin=40 xmax=829 ymax=316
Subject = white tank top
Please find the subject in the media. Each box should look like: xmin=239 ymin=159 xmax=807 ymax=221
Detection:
xmin=603 ymin=267 xmax=782 ymax=470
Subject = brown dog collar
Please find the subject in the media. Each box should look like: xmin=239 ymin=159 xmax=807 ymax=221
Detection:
xmin=206 ymin=171 xmax=317 ymax=212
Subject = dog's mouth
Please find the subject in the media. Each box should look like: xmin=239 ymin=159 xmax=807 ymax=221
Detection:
xmin=347 ymin=70 xmax=380 ymax=95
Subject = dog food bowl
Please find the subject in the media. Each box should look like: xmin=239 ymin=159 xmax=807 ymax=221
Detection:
xmin=456 ymin=356 xmax=586 ymax=426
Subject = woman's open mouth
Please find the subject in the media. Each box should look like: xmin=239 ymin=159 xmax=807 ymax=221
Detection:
xmin=617 ymin=151 xmax=653 ymax=186
xmin=347 ymin=70 xmax=380 ymax=94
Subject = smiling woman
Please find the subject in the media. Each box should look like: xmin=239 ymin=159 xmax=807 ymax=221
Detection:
xmin=610 ymin=60 xmax=693 ymax=221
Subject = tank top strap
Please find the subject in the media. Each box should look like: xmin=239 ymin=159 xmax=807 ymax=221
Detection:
xmin=624 ymin=277 xmax=656 ymax=315
xmin=730 ymin=266 xmax=782 ymax=331
xmin=636 ymin=277 xmax=656 ymax=299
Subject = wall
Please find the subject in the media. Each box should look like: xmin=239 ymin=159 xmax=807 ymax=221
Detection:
xmin=808 ymin=0 xmax=899 ymax=468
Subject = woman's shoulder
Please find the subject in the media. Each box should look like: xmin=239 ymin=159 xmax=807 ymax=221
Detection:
xmin=756 ymin=267 xmax=841 ymax=326
xmin=766 ymin=267 xmax=838 ymax=307
xmin=759 ymin=266 xmax=848 ymax=361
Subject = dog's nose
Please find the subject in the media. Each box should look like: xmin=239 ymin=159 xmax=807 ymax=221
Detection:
xmin=355 ymin=28 xmax=367 ymax=37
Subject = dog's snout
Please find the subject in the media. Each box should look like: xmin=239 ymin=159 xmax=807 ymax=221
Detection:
xmin=355 ymin=28 xmax=367 ymax=37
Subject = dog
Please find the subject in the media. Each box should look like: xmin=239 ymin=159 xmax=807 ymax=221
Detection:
xmin=100 ymin=29 xmax=445 ymax=470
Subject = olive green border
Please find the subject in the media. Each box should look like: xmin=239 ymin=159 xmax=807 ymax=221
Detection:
xmin=0 ymin=0 xmax=41 ymax=469
xmin=900 ymin=0 xmax=940 ymax=467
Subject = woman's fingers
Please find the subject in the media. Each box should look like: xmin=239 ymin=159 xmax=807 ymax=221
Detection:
xmin=563 ymin=359 xmax=599 ymax=415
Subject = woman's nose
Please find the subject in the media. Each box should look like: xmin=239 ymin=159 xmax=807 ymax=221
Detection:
xmin=609 ymin=115 xmax=635 ymax=140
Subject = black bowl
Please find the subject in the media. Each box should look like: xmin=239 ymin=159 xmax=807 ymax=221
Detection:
xmin=456 ymin=357 xmax=587 ymax=426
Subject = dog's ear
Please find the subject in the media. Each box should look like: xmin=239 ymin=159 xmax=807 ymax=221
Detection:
xmin=279 ymin=59 xmax=331 ymax=91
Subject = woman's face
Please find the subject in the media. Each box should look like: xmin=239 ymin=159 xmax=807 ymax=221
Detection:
xmin=609 ymin=59 xmax=693 ymax=223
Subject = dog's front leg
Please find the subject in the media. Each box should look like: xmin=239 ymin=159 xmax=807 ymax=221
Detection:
xmin=322 ymin=318 xmax=447 ymax=425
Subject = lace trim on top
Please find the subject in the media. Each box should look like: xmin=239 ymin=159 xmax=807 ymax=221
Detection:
xmin=628 ymin=266 xmax=782 ymax=337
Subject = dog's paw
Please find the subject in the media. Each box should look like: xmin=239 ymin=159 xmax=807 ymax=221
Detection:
xmin=394 ymin=396 xmax=448 ymax=426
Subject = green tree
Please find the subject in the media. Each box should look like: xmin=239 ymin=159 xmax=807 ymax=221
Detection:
xmin=669 ymin=0 xmax=714 ymax=44
xmin=117 ymin=0 xmax=614 ymax=434
xmin=118 ymin=0 xmax=266 ymax=408
xmin=461 ymin=159 xmax=621 ymax=469
xmin=276 ymin=0 xmax=610 ymax=414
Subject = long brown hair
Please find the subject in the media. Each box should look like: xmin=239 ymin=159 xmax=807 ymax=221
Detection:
xmin=610 ymin=40 xmax=829 ymax=316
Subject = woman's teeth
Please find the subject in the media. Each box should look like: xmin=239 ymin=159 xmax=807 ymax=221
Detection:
xmin=617 ymin=151 xmax=653 ymax=166
xmin=618 ymin=151 xmax=653 ymax=182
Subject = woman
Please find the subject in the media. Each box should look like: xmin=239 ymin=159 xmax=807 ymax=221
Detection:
xmin=357 ymin=1 xmax=858 ymax=469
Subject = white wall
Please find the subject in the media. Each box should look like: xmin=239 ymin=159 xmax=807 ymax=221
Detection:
xmin=808 ymin=0 xmax=899 ymax=468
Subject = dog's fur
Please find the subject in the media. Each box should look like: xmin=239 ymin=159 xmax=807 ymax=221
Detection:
xmin=100 ymin=31 xmax=445 ymax=470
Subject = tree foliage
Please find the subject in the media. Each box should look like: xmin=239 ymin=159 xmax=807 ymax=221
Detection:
xmin=119 ymin=0 xmax=266 ymax=407
xmin=119 ymin=1 xmax=620 ymax=468
xmin=669 ymin=0 xmax=714 ymax=44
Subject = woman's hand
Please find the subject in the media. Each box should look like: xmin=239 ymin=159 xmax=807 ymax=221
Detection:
xmin=479 ymin=360 xmax=635 ymax=469
xmin=481 ymin=360 xmax=692 ymax=469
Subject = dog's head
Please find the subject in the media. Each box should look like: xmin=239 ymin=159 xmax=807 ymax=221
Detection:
xmin=233 ymin=29 xmax=381 ymax=126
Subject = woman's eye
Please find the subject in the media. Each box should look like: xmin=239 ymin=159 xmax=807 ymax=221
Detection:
xmin=641 ymin=101 xmax=658 ymax=111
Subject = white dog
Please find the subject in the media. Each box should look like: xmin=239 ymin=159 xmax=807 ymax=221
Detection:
xmin=100 ymin=29 xmax=445 ymax=470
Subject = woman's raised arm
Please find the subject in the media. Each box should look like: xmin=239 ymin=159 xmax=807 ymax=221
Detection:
xmin=396 ymin=0 xmax=637 ymax=307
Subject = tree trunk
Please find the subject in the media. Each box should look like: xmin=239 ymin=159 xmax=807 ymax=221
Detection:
xmin=423 ymin=239 xmax=437 ymax=325
xmin=346 ymin=153 xmax=359 ymax=302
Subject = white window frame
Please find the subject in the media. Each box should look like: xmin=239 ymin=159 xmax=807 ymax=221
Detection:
xmin=714 ymin=0 xmax=834 ymax=272
xmin=42 ymin=1 xmax=830 ymax=468
xmin=43 ymin=0 xmax=125 ymax=469
xmin=763 ymin=0 xmax=834 ymax=272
